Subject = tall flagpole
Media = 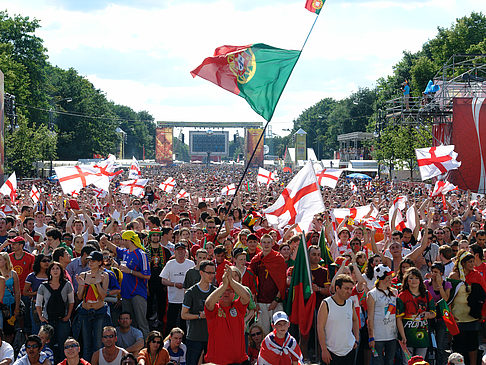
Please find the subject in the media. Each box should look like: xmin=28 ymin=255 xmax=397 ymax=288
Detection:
xmin=215 ymin=12 xmax=322 ymax=238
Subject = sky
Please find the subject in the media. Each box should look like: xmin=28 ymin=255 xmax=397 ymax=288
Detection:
xmin=1 ymin=0 xmax=483 ymax=137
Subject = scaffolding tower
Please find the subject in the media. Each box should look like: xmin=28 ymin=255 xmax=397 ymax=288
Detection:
xmin=384 ymin=54 xmax=486 ymax=142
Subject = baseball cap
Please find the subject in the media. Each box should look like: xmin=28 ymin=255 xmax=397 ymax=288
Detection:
xmin=272 ymin=311 xmax=289 ymax=324
xmin=174 ymin=242 xmax=186 ymax=250
xmin=86 ymin=251 xmax=103 ymax=262
xmin=448 ymin=353 xmax=464 ymax=364
xmin=8 ymin=236 xmax=25 ymax=244
xmin=408 ymin=356 xmax=429 ymax=365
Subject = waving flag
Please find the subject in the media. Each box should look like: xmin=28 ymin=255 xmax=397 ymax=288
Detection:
xmin=119 ymin=179 xmax=148 ymax=197
xmin=436 ymin=299 xmax=459 ymax=336
xmin=431 ymin=180 xmax=458 ymax=197
xmin=191 ymin=43 xmax=301 ymax=121
xmin=305 ymin=0 xmax=325 ymax=14
xmin=285 ymin=233 xmax=316 ymax=336
xmin=221 ymin=183 xmax=236 ymax=196
xmin=128 ymin=157 xmax=141 ymax=179
xmin=350 ymin=182 xmax=358 ymax=193
xmin=92 ymin=154 xmax=123 ymax=180
xmin=55 ymin=166 xmax=109 ymax=194
xmin=257 ymin=167 xmax=277 ymax=186
xmin=264 ymin=161 xmax=324 ymax=231
xmin=30 ymin=185 xmax=40 ymax=204
xmin=92 ymin=187 xmax=108 ymax=199
xmin=177 ymin=189 xmax=190 ymax=199
xmin=0 ymin=172 xmax=17 ymax=202
xmin=416 ymin=145 xmax=461 ymax=180
xmin=159 ymin=177 xmax=176 ymax=193
xmin=315 ymin=168 xmax=343 ymax=189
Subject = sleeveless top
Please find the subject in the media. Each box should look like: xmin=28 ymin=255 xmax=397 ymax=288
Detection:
xmin=99 ymin=348 xmax=124 ymax=365
xmin=324 ymin=296 xmax=356 ymax=356
xmin=3 ymin=276 xmax=15 ymax=305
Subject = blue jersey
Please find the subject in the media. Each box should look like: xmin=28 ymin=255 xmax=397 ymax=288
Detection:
xmin=116 ymin=247 xmax=150 ymax=299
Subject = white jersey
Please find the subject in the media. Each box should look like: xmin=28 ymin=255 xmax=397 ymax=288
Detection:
xmin=323 ymin=297 xmax=356 ymax=356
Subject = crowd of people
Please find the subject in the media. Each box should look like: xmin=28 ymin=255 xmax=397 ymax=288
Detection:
xmin=0 ymin=164 xmax=484 ymax=365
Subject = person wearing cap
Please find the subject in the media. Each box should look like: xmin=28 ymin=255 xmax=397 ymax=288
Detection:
xmin=75 ymin=250 xmax=109 ymax=361
xmin=317 ymin=274 xmax=359 ymax=365
xmin=448 ymin=352 xmax=464 ymax=365
xmin=258 ymin=311 xmax=303 ymax=365
xmin=249 ymin=234 xmax=286 ymax=335
xmin=104 ymin=230 xmax=151 ymax=339
xmin=160 ymin=241 xmax=194 ymax=337
xmin=203 ymin=266 xmax=250 ymax=365
xmin=366 ymin=264 xmax=397 ymax=365
xmin=146 ymin=228 xmax=171 ymax=331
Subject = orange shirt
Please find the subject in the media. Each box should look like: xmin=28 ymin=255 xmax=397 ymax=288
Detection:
xmin=137 ymin=348 xmax=170 ymax=365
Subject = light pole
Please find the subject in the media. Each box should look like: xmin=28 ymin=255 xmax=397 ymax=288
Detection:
xmin=49 ymin=97 xmax=72 ymax=176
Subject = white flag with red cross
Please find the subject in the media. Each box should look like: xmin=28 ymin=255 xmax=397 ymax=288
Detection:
xmin=92 ymin=154 xmax=123 ymax=180
xmin=92 ymin=187 xmax=108 ymax=199
xmin=415 ymin=145 xmax=461 ymax=180
xmin=257 ymin=168 xmax=277 ymax=186
xmin=315 ymin=168 xmax=343 ymax=189
xmin=176 ymin=189 xmax=190 ymax=199
xmin=55 ymin=166 xmax=110 ymax=194
xmin=119 ymin=179 xmax=148 ymax=197
xmin=30 ymin=184 xmax=40 ymax=204
xmin=350 ymin=182 xmax=358 ymax=193
xmin=128 ymin=157 xmax=142 ymax=179
xmin=0 ymin=172 xmax=17 ymax=203
xmin=264 ymin=161 xmax=324 ymax=231
xmin=159 ymin=177 xmax=176 ymax=193
xmin=431 ymin=180 xmax=458 ymax=197
xmin=221 ymin=183 xmax=236 ymax=196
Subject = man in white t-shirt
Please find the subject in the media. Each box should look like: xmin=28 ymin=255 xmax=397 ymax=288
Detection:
xmin=33 ymin=211 xmax=49 ymax=239
xmin=125 ymin=199 xmax=143 ymax=223
xmin=160 ymin=242 xmax=195 ymax=335
xmin=0 ymin=328 xmax=14 ymax=365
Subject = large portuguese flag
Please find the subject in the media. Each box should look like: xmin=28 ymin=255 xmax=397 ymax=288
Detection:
xmin=285 ymin=232 xmax=316 ymax=336
xmin=305 ymin=0 xmax=326 ymax=14
xmin=191 ymin=43 xmax=301 ymax=122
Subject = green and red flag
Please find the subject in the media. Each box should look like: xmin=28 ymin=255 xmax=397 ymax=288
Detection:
xmin=319 ymin=227 xmax=337 ymax=278
xmin=436 ymin=299 xmax=459 ymax=335
xmin=285 ymin=232 xmax=316 ymax=336
xmin=191 ymin=43 xmax=301 ymax=122
xmin=305 ymin=0 xmax=326 ymax=14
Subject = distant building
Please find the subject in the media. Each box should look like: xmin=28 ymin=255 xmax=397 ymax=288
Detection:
xmin=337 ymin=132 xmax=374 ymax=165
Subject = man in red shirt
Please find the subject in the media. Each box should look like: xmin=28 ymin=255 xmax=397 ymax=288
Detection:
xmin=470 ymin=243 xmax=486 ymax=278
xmin=214 ymin=245 xmax=231 ymax=285
xmin=9 ymin=236 xmax=35 ymax=293
xmin=204 ymin=266 xmax=250 ymax=365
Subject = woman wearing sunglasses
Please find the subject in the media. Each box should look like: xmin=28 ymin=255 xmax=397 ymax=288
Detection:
xmin=57 ymin=337 xmax=90 ymax=365
xmin=137 ymin=330 xmax=170 ymax=365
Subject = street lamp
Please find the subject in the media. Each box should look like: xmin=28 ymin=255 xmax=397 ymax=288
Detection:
xmin=49 ymin=97 xmax=72 ymax=176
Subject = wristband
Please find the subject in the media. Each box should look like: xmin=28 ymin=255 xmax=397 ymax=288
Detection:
xmin=368 ymin=337 xmax=375 ymax=342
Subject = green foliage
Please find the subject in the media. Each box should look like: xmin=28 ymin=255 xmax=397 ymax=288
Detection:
xmin=5 ymin=115 xmax=57 ymax=177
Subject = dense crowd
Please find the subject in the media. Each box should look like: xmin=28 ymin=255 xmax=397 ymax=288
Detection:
xmin=0 ymin=164 xmax=484 ymax=365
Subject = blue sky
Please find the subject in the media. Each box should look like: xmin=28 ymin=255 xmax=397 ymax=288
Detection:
xmin=1 ymin=0 xmax=483 ymax=136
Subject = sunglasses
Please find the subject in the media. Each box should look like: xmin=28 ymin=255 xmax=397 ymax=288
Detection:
xmin=102 ymin=334 xmax=115 ymax=339
xmin=203 ymin=271 xmax=216 ymax=275
xmin=26 ymin=344 xmax=40 ymax=349
xmin=41 ymin=259 xmax=51 ymax=263
xmin=250 ymin=331 xmax=262 ymax=337
xmin=64 ymin=344 xmax=79 ymax=350
xmin=151 ymin=340 xmax=162 ymax=344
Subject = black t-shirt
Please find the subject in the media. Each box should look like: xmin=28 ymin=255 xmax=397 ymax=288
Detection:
xmin=182 ymin=283 xmax=216 ymax=341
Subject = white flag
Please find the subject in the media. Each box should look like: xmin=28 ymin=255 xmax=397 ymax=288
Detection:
xmin=119 ymin=179 xmax=149 ymax=197
xmin=128 ymin=157 xmax=141 ymax=179
xmin=55 ymin=166 xmax=110 ymax=194
xmin=315 ymin=169 xmax=343 ymax=189
xmin=176 ymin=189 xmax=190 ymax=199
xmin=30 ymin=184 xmax=40 ymax=204
xmin=416 ymin=145 xmax=461 ymax=180
xmin=431 ymin=180 xmax=458 ymax=197
xmin=159 ymin=177 xmax=176 ymax=193
xmin=0 ymin=172 xmax=17 ymax=202
xmin=257 ymin=168 xmax=277 ymax=186
xmin=221 ymin=184 xmax=236 ymax=196
xmin=264 ymin=161 xmax=324 ymax=231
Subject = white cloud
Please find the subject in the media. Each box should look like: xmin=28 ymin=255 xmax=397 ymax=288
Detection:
xmin=1 ymin=0 xmax=483 ymax=138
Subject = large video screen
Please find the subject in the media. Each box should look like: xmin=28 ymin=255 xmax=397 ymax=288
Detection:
xmin=189 ymin=131 xmax=228 ymax=156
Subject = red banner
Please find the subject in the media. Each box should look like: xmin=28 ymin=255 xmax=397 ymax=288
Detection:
xmin=450 ymin=97 xmax=486 ymax=193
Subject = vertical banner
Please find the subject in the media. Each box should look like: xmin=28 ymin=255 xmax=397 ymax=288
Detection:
xmin=450 ymin=97 xmax=486 ymax=193
xmin=0 ymin=70 xmax=4 ymax=181
xmin=246 ymin=128 xmax=264 ymax=167
xmin=155 ymin=127 xmax=173 ymax=165
xmin=295 ymin=128 xmax=307 ymax=161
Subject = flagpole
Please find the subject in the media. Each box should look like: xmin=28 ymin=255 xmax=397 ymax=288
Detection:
xmin=215 ymin=12 xmax=322 ymax=238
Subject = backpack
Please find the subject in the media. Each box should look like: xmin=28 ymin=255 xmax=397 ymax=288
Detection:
xmin=44 ymin=281 xmax=66 ymax=321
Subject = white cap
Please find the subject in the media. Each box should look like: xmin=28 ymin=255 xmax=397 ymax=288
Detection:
xmin=272 ymin=311 xmax=289 ymax=324
xmin=448 ymin=353 xmax=464 ymax=364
